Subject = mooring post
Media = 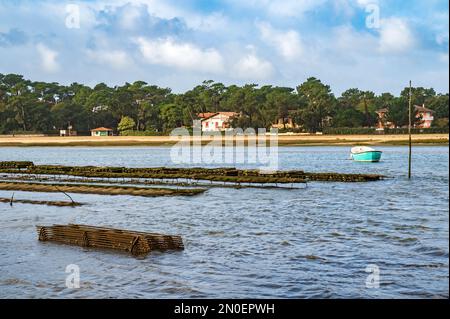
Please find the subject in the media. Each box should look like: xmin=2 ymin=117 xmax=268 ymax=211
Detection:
xmin=408 ymin=80 xmax=412 ymax=179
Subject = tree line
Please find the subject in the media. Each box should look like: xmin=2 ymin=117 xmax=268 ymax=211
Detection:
xmin=0 ymin=73 xmax=448 ymax=135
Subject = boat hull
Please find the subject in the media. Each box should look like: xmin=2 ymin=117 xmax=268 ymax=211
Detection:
xmin=351 ymin=151 xmax=382 ymax=162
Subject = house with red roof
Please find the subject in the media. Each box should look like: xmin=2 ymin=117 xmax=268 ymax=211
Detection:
xmin=91 ymin=127 xmax=114 ymax=136
xmin=197 ymin=112 xmax=239 ymax=132
xmin=414 ymin=104 xmax=435 ymax=128
xmin=376 ymin=104 xmax=435 ymax=129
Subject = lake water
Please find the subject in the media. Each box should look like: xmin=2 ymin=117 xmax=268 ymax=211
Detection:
xmin=0 ymin=146 xmax=448 ymax=298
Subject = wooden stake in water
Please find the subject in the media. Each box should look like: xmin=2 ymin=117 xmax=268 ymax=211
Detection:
xmin=408 ymin=81 xmax=412 ymax=179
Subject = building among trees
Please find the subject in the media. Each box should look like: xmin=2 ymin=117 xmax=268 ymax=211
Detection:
xmin=414 ymin=105 xmax=435 ymax=128
xmin=91 ymin=127 xmax=114 ymax=136
xmin=376 ymin=104 xmax=435 ymax=129
xmin=375 ymin=108 xmax=395 ymax=129
xmin=271 ymin=110 xmax=300 ymax=130
xmin=198 ymin=112 xmax=239 ymax=132
xmin=59 ymin=125 xmax=77 ymax=136
xmin=0 ymin=74 xmax=447 ymax=135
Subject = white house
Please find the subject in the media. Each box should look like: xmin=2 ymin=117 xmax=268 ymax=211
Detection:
xmin=198 ymin=112 xmax=239 ymax=132
xmin=59 ymin=125 xmax=77 ymax=136
xmin=91 ymin=127 xmax=114 ymax=136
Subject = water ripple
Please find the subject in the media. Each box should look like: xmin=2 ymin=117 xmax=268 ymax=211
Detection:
xmin=0 ymin=146 xmax=448 ymax=298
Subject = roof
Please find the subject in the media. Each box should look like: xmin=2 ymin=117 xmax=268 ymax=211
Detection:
xmin=377 ymin=105 xmax=435 ymax=114
xmin=91 ymin=127 xmax=113 ymax=132
xmin=414 ymin=105 xmax=434 ymax=113
xmin=198 ymin=112 xmax=239 ymax=121
xmin=217 ymin=112 xmax=239 ymax=117
xmin=197 ymin=112 xmax=217 ymax=119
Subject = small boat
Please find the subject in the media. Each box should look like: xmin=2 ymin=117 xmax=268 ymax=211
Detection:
xmin=350 ymin=146 xmax=382 ymax=162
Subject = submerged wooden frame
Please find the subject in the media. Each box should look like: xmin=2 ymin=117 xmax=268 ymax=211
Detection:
xmin=36 ymin=224 xmax=184 ymax=256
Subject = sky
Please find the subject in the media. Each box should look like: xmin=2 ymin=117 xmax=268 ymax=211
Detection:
xmin=0 ymin=0 xmax=448 ymax=95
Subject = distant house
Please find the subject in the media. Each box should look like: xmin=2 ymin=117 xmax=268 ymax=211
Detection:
xmin=376 ymin=104 xmax=435 ymax=129
xmin=375 ymin=108 xmax=395 ymax=129
xmin=414 ymin=104 xmax=434 ymax=128
xmin=272 ymin=111 xmax=299 ymax=129
xmin=60 ymin=126 xmax=77 ymax=137
xmin=198 ymin=112 xmax=239 ymax=132
xmin=91 ymin=127 xmax=114 ymax=136
xmin=197 ymin=112 xmax=218 ymax=120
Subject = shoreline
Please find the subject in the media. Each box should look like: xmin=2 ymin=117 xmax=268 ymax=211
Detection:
xmin=0 ymin=134 xmax=448 ymax=147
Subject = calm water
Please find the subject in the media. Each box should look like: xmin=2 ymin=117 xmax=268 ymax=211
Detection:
xmin=0 ymin=146 xmax=448 ymax=298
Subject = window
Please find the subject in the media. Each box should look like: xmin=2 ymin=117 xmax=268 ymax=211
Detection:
xmin=205 ymin=122 xmax=209 ymax=128
xmin=215 ymin=122 xmax=219 ymax=128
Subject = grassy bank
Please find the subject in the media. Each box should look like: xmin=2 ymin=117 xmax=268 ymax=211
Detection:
xmin=0 ymin=134 xmax=448 ymax=147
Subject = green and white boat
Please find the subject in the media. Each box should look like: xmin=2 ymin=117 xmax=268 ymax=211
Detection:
xmin=350 ymin=146 xmax=382 ymax=162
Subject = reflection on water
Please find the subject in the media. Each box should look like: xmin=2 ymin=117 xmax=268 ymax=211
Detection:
xmin=0 ymin=146 xmax=448 ymax=298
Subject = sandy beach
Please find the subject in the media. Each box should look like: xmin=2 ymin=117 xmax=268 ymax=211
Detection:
xmin=0 ymin=134 xmax=447 ymax=147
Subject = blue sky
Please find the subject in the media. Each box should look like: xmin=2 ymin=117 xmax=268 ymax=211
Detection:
xmin=0 ymin=0 xmax=448 ymax=95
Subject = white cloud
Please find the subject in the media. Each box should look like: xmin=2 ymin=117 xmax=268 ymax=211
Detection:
xmin=100 ymin=0 xmax=185 ymax=20
xmin=135 ymin=37 xmax=225 ymax=73
xmin=266 ymin=0 xmax=322 ymax=17
xmin=333 ymin=25 xmax=376 ymax=55
xmin=187 ymin=12 xmax=230 ymax=32
xmin=86 ymin=49 xmax=131 ymax=69
xmin=439 ymin=53 xmax=449 ymax=64
xmin=118 ymin=4 xmax=142 ymax=30
xmin=431 ymin=12 xmax=449 ymax=46
xmin=232 ymin=51 xmax=274 ymax=79
xmin=378 ymin=18 xmax=415 ymax=53
xmin=36 ymin=43 xmax=59 ymax=73
xmin=0 ymin=0 xmax=447 ymax=95
xmin=355 ymin=0 xmax=379 ymax=7
xmin=226 ymin=0 xmax=326 ymax=17
xmin=331 ymin=0 xmax=356 ymax=17
xmin=257 ymin=22 xmax=303 ymax=61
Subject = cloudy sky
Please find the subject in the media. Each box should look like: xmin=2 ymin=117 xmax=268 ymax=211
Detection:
xmin=0 ymin=0 xmax=448 ymax=95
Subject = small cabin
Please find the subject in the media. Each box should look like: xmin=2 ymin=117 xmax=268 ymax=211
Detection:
xmin=59 ymin=129 xmax=77 ymax=137
xmin=60 ymin=125 xmax=77 ymax=137
xmin=91 ymin=127 xmax=113 ymax=136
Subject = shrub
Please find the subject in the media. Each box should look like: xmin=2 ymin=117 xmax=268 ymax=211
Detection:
xmin=323 ymin=127 xmax=376 ymax=135
xmin=119 ymin=130 xmax=164 ymax=136
xmin=118 ymin=116 xmax=136 ymax=133
xmin=322 ymin=127 xmax=449 ymax=135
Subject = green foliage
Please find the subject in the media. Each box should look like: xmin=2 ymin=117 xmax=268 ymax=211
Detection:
xmin=160 ymin=103 xmax=185 ymax=131
xmin=119 ymin=130 xmax=163 ymax=136
xmin=338 ymin=89 xmax=377 ymax=127
xmin=434 ymin=118 xmax=449 ymax=129
xmin=323 ymin=127 xmax=376 ymax=135
xmin=400 ymin=87 xmax=436 ymax=105
xmin=384 ymin=127 xmax=449 ymax=134
xmin=332 ymin=108 xmax=365 ymax=128
xmin=385 ymin=97 xmax=421 ymax=127
xmin=323 ymin=127 xmax=449 ymax=135
xmin=426 ymin=94 xmax=449 ymax=121
xmin=296 ymin=77 xmax=336 ymax=132
xmin=0 ymin=74 xmax=447 ymax=134
xmin=118 ymin=116 xmax=136 ymax=133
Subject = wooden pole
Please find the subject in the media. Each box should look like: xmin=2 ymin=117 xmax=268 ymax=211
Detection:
xmin=408 ymin=80 xmax=412 ymax=179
